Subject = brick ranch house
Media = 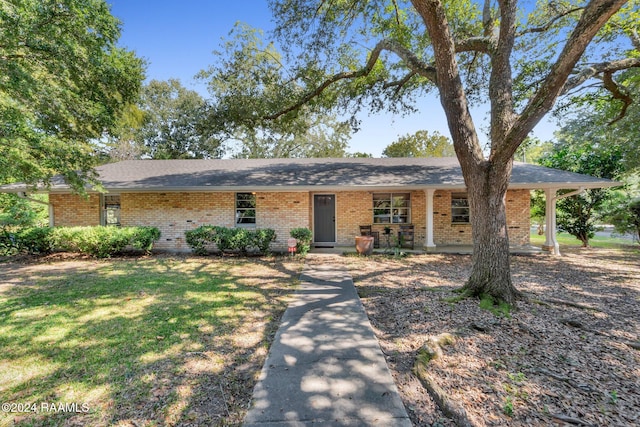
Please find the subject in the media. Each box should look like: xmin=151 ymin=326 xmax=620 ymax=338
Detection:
xmin=1 ymin=157 xmax=617 ymax=254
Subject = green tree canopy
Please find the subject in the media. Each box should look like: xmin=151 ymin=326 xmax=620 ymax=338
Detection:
xmin=227 ymin=115 xmax=352 ymax=158
xmin=198 ymin=24 xmax=353 ymax=159
xmin=553 ymin=68 xmax=640 ymax=173
xmin=0 ymin=0 xmax=145 ymax=190
xmin=539 ymin=132 xmax=625 ymax=246
xmin=98 ymin=104 xmax=147 ymax=162
xmin=382 ymin=130 xmax=455 ymax=157
xmin=608 ymin=198 xmax=640 ymax=243
xmin=137 ymin=79 xmax=219 ymax=159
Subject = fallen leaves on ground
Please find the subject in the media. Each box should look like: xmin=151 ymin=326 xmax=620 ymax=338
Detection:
xmin=342 ymin=248 xmax=640 ymax=427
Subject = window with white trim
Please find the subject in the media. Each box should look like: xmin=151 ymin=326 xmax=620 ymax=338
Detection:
xmin=235 ymin=192 xmax=256 ymax=227
xmin=451 ymin=193 xmax=470 ymax=224
xmin=373 ymin=193 xmax=411 ymax=224
xmin=102 ymin=194 xmax=121 ymax=226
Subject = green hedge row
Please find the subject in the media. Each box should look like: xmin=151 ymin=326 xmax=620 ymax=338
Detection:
xmin=185 ymin=225 xmax=276 ymax=255
xmin=0 ymin=226 xmax=161 ymax=258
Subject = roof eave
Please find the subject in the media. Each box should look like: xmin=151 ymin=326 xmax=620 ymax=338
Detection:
xmin=26 ymin=180 xmax=622 ymax=194
xmin=507 ymin=181 xmax=622 ymax=190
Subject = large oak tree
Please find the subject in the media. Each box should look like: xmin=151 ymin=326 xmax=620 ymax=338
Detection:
xmin=222 ymin=0 xmax=638 ymax=304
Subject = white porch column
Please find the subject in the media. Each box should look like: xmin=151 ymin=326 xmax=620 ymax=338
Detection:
xmin=424 ymin=189 xmax=436 ymax=249
xmin=543 ymin=188 xmax=560 ymax=256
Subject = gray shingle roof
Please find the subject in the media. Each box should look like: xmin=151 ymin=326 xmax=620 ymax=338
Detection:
xmin=0 ymin=157 xmax=619 ymax=193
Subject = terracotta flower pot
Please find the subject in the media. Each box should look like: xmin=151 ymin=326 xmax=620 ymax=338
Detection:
xmin=355 ymin=235 xmax=375 ymax=255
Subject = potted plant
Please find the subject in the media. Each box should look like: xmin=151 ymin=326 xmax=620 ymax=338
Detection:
xmin=355 ymin=235 xmax=375 ymax=255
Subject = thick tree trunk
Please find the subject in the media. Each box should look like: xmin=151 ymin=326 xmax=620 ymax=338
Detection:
xmin=462 ymin=160 xmax=522 ymax=305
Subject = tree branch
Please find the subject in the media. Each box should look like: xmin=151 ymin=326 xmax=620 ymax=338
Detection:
xmin=411 ymin=0 xmax=484 ymax=167
xmin=383 ymin=71 xmax=418 ymax=95
xmin=630 ymin=29 xmax=640 ymax=50
xmin=503 ymin=0 xmax=630 ymax=162
xmin=488 ymin=0 xmax=518 ymax=161
xmin=562 ymin=58 xmax=640 ymax=94
xmin=517 ymin=7 xmax=584 ymax=36
xmin=391 ymin=0 xmax=402 ymax=26
xmin=264 ymin=39 xmax=436 ymax=120
xmin=454 ymin=36 xmax=493 ymax=54
xmin=1 ymin=54 xmax=27 ymax=60
xmin=483 ymin=0 xmax=494 ymax=38
xmin=602 ymin=71 xmax=633 ymax=124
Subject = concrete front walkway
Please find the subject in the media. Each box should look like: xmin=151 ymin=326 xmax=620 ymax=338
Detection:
xmin=243 ymin=262 xmax=412 ymax=426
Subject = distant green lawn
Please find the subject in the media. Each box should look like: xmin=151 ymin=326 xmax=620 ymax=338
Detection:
xmin=530 ymin=230 xmax=637 ymax=249
xmin=0 ymin=256 xmax=300 ymax=427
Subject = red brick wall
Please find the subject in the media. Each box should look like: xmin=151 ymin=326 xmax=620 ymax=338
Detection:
xmin=119 ymin=192 xmax=235 ymax=251
xmin=334 ymin=192 xmax=371 ymax=245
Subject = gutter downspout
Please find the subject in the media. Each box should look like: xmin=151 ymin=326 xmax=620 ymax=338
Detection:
xmin=543 ymin=187 xmax=586 ymax=256
xmin=17 ymin=192 xmax=54 ymax=227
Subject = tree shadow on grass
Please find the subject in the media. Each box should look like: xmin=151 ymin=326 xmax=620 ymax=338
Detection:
xmin=0 ymin=256 xmax=301 ymax=426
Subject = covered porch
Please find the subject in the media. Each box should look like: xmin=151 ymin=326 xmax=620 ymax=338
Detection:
xmin=311 ymin=244 xmax=543 ymax=255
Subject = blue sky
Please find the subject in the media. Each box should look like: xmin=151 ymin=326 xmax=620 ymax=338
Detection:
xmin=108 ymin=1 xmax=556 ymax=157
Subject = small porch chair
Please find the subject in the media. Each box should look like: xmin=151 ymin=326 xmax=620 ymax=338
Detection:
xmin=398 ymin=224 xmax=415 ymax=249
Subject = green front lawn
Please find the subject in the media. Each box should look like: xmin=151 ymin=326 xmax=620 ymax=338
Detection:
xmin=0 ymin=256 xmax=300 ymax=426
xmin=530 ymin=230 xmax=637 ymax=249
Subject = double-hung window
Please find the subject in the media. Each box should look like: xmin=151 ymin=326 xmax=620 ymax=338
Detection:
xmin=451 ymin=193 xmax=470 ymax=224
xmin=235 ymin=192 xmax=256 ymax=227
xmin=102 ymin=195 xmax=121 ymax=226
xmin=373 ymin=193 xmax=410 ymax=224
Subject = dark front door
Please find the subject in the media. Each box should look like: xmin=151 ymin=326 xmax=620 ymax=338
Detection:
xmin=314 ymin=194 xmax=336 ymax=245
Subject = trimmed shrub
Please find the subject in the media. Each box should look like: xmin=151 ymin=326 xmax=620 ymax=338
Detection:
xmin=184 ymin=225 xmax=217 ymax=255
xmin=253 ymin=228 xmax=277 ymax=254
xmin=185 ymin=225 xmax=276 ymax=255
xmin=2 ymin=226 xmax=161 ymax=258
xmin=290 ymin=227 xmax=313 ymax=256
xmin=212 ymin=226 xmax=234 ymax=253
xmin=127 ymin=227 xmax=161 ymax=253
xmin=0 ymin=226 xmax=53 ymax=255
xmin=0 ymin=228 xmax=12 ymax=255
xmin=50 ymin=226 xmax=161 ymax=258
xmin=230 ymin=227 xmax=251 ymax=254
xmin=17 ymin=227 xmax=54 ymax=254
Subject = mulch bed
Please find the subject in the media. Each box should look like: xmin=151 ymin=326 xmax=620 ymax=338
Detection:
xmin=343 ymin=248 xmax=640 ymax=426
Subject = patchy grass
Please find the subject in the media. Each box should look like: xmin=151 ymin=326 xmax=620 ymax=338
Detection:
xmin=0 ymin=255 xmax=301 ymax=427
